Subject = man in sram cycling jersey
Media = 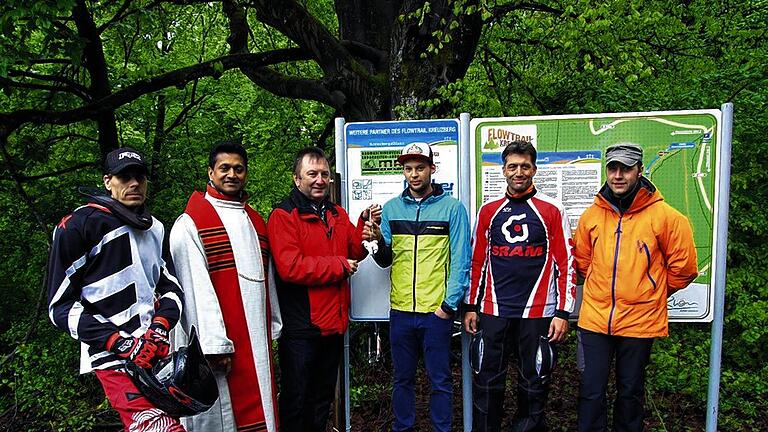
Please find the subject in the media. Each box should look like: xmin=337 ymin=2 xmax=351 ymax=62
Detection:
xmin=463 ymin=140 xmax=576 ymax=432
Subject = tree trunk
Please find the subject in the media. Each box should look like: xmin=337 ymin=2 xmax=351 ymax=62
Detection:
xmin=389 ymin=0 xmax=482 ymax=119
xmin=72 ymin=0 xmax=119 ymax=159
xmin=335 ymin=0 xmax=482 ymax=121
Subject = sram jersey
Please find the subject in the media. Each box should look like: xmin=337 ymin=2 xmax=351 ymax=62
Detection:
xmin=465 ymin=188 xmax=576 ymax=319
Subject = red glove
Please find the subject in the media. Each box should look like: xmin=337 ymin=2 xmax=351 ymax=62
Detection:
xmin=143 ymin=318 xmax=170 ymax=359
xmin=106 ymin=333 xmax=158 ymax=369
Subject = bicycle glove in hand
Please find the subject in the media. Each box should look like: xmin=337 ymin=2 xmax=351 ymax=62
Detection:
xmin=107 ymin=333 xmax=159 ymax=369
xmin=143 ymin=318 xmax=170 ymax=358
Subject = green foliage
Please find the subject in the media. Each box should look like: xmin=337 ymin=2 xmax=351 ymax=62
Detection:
xmin=0 ymin=322 xmax=104 ymax=431
xmin=349 ymin=382 xmax=390 ymax=410
xmin=0 ymin=0 xmax=766 ymax=429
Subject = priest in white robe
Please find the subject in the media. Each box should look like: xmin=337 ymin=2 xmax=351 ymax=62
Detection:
xmin=170 ymin=142 xmax=281 ymax=432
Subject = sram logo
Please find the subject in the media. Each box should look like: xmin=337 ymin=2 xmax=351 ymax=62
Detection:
xmin=501 ymin=213 xmax=529 ymax=243
xmin=492 ymin=245 xmax=544 ymax=257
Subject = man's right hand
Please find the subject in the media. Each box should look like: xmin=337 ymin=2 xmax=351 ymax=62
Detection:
xmin=464 ymin=311 xmax=479 ymax=334
xmin=107 ymin=334 xmax=158 ymax=369
xmin=346 ymin=259 xmax=359 ymax=275
xmin=206 ymin=354 xmax=233 ymax=375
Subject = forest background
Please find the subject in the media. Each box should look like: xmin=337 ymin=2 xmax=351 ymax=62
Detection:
xmin=0 ymin=1 xmax=766 ymax=431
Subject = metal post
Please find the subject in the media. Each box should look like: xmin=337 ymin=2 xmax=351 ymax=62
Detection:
xmin=459 ymin=112 xmax=473 ymax=432
xmin=335 ymin=117 xmax=348 ymax=209
xmin=705 ymin=103 xmax=733 ymax=432
xmin=334 ymin=117 xmax=353 ymax=432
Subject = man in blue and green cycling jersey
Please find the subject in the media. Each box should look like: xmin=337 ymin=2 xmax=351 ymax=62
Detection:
xmin=365 ymin=142 xmax=471 ymax=432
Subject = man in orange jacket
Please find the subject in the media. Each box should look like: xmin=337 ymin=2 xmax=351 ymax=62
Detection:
xmin=573 ymin=143 xmax=698 ymax=432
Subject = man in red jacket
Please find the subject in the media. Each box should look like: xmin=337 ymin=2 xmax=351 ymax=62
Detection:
xmin=268 ymin=146 xmax=379 ymax=432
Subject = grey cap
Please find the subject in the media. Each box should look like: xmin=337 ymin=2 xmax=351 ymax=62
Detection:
xmin=605 ymin=143 xmax=643 ymax=166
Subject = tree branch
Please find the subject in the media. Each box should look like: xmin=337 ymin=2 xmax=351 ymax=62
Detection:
xmin=727 ymin=74 xmax=768 ymax=102
xmin=481 ymin=48 xmax=510 ymax=117
xmin=73 ymin=0 xmax=119 ymax=154
xmin=248 ymin=0 xmax=353 ymax=75
xmin=490 ymin=2 xmax=567 ymax=19
xmin=315 ymin=110 xmax=339 ymax=153
xmin=499 ymin=37 xmax=559 ymax=52
xmin=0 ymin=139 xmax=50 ymax=233
xmin=0 ymin=76 xmax=84 ymax=98
xmin=97 ymin=0 xmax=134 ymax=33
xmin=164 ymin=91 xmax=208 ymax=135
xmin=40 ymin=133 xmax=99 ymax=147
xmin=4 ymin=161 xmax=99 ymax=182
xmin=0 ymin=49 xmax=313 ymax=135
xmin=23 ymin=58 xmax=72 ymax=65
xmin=484 ymin=46 xmax=547 ymax=113
xmin=222 ymin=0 xmax=250 ymax=53
xmin=340 ymin=40 xmax=387 ymax=69
xmin=8 ymin=70 xmax=91 ymax=100
xmin=241 ymin=65 xmax=346 ymax=109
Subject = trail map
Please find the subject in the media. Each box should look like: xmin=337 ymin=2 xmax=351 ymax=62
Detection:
xmin=471 ymin=111 xmax=721 ymax=321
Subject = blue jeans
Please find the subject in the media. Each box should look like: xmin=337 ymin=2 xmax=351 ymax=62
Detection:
xmin=389 ymin=309 xmax=453 ymax=432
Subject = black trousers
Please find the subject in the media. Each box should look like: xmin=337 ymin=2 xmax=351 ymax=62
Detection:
xmin=470 ymin=314 xmax=556 ymax=432
xmin=278 ymin=334 xmax=343 ymax=432
xmin=576 ymin=328 xmax=654 ymax=432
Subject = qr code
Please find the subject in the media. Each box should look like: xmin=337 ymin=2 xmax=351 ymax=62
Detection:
xmin=351 ymin=178 xmax=372 ymax=200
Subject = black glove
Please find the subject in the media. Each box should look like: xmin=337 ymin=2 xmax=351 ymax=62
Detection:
xmin=143 ymin=318 xmax=170 ymax=359
xmin=107 ymin=334 xmax=159 ymax=369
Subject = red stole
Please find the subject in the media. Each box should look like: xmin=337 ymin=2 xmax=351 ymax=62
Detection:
xmin=184 ymin=188 xmax=278 ymax=432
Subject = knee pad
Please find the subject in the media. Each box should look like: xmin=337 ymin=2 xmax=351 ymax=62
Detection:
xmin=535 ymin=336 xmax=556 ymax=384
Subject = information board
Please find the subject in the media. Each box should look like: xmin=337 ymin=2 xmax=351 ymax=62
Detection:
xmin=471 ymin=111 xmax=721 ymax=322
xmin=345 ymin=119 xmax=461 ymax=320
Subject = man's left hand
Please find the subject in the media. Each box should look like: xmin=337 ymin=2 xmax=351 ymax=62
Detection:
xmin=548 ymin=317 xmax=568 ymax=343
xmin=206 ymin=354 xmax=233 ymax=375
xmin=346 ymin=259 xmax=359 ymax=276
xmin=434 ymin=307 xmax=451 ymax=320
xmin=362 ymin=220 xmax=381 ymax=242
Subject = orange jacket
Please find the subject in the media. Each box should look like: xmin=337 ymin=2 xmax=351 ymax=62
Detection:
xmin=574 ymin=179 xmax=698 ymax=338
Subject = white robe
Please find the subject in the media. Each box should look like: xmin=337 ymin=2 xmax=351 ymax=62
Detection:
xmin=169 ymin=193 xmax=281 ymax=432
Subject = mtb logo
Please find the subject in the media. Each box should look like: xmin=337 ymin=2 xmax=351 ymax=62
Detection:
xmin=118 ymin=151 xmax=141 ymax=160
xmin=405 ymin=143 xmax=424 ymax=155
xmin=501 ymin=213 xmax=528 ymax=243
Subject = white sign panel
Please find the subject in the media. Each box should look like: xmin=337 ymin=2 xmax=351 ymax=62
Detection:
xmin=345 ymin=119 xmax=461 ymax=321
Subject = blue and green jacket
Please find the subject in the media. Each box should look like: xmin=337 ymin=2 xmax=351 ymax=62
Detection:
xmin=373 ymin=183 xmax=471 ymax=315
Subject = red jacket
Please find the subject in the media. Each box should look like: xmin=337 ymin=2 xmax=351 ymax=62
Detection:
xmin=268 ymin=187 xmax=367 ymax=337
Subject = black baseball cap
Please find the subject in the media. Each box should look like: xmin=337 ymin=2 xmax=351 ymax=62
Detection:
xmin=104 ymin=147 xmax=148 ymax=175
